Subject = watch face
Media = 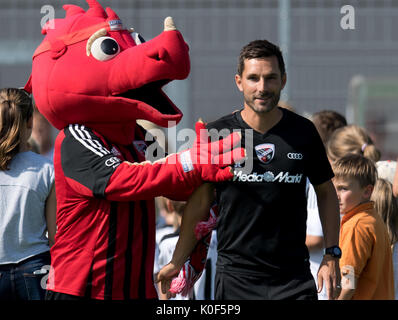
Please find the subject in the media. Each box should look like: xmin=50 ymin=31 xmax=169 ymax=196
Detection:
xmin=334 ymin=247 xmax=341 ymax=255
xmin=325 ymin=246 xmax=342 ymax=257
xmin=332 ymin=247 xmax=342 ymax=257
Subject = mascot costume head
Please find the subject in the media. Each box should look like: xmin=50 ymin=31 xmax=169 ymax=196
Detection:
xmin=25 ymin=0 xmax=189 ymax=145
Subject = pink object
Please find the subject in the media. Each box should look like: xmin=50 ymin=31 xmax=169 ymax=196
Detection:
xmin=170 ymin=204 xmax=219 ymax=296
xmin=169 ymin=262 xmax=200 ymax=296
xmin=169 ymin=276 xmax=187 ymax=295
xmin=194 ymin=206 xmax=218 ymax=240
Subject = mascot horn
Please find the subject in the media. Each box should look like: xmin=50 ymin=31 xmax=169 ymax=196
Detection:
xmin=24 ymin=0 xmax=244 ymax=300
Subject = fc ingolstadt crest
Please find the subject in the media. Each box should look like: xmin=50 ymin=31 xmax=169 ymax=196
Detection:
xmin=255 ymin=143 xmax=275 ymax=164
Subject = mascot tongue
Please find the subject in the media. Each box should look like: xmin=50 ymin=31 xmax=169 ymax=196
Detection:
xmin=26 ymin=0 xmax=190 ymax=145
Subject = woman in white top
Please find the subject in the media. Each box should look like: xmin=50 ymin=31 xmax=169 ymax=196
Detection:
xmin=0 ymin=88 xmax=56 ymax=300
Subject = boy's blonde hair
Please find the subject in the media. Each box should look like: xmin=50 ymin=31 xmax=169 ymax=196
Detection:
xmin=327 ymin=125 xmax=381 ymax=163
xmin=371 ymin=178 xmax=398 ymax=245
xmin=332 ymin=153 xmax=378 ymax=188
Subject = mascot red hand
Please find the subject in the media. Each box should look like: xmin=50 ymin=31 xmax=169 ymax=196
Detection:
xmin=166 ymin=120 xmax=245 ymax=187
xmin=24 ymin=0 xmax=244 ymax=300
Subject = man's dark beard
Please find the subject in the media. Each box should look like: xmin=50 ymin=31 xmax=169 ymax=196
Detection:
xmin=257 ymin=90 xmax=281 ymax=113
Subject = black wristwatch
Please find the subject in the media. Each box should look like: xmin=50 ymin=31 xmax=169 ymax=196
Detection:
xmin=324 ymin=245 xmax=342 ymax=258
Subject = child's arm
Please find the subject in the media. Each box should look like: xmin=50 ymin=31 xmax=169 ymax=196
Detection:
xmin=339 ymin=223 xmax=372 ymax=300
xmin=156 ymin=183 xmax=215 ymax=298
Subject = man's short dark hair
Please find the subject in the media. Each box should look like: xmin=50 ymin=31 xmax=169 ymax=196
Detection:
xmin=237 ymin=40 xmax=286 ymax=76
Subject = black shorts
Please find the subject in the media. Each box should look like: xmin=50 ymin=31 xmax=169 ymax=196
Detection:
xmin=215 ymin=268 xmax=318 ymax=300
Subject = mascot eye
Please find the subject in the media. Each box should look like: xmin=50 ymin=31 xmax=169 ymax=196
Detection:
xmin=131 ymin=32 xmax=146 ymax=45
xmin=91 ymin=37 xmax=120 ymax=61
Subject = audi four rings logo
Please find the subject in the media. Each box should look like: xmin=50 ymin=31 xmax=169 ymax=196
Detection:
xmin=287 ymin=153 xmax=303 ymax=160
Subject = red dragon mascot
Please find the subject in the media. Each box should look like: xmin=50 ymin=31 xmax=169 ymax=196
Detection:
xmin=24 ymin=0 xmax=243 ymax=300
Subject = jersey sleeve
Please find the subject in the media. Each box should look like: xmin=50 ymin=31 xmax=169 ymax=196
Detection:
xmin=104 ymin=155 xmax=199 ymax=202
xmin=61 ymin=125 xmax=121 ymax=198
xmin=42 ymin=160 xmax=55 ymax=198
xmin=61 ymin=124 xmax=202 ymax=201
xmin=340 ymin=221 xmax=373 ymax=278
xmin=305 ymin=122 xmax=334 ymax=186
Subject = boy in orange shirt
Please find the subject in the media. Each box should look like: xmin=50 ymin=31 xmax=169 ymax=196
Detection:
xmin=332 ymin=154 xmax=394 ymax=300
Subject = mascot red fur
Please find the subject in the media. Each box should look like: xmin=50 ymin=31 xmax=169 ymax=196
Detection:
xmin=24 ymin=0 xmax=243 ymax=300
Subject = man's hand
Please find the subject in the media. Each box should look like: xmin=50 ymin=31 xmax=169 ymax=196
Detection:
xmin=155 ymin=262 xmax=181 ymax=299
xmin=317 ymin=255 xmax=341 ymax=300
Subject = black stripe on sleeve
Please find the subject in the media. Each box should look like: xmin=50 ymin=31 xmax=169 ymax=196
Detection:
xmin=126 ymin=144 xmax=148 ymax=299
xmin=104 ymin=202 xmax=118 ymax=300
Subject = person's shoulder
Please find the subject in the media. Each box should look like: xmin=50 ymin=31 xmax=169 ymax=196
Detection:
xmin=282 ymin=108 xmax=314 ymax=127
xmin=21 ymin=151 xmax=53 ymax=167
xmin=348 ymin=210 xmax=378 ymax=235
xmin=365 ymin=208 xmax=388 ymax=232
xmin=62 ymin=124 xmax=112 ymax=157
xmin=206 ymin=112 xmax=239 ymax=131
xmin=281 ymin=109 xmax=321 ymax=142
xmin=158 ymin=231 xmax=179 ymax=252
xmin=161 ymin=228 xmax=179 ymax=240
xmin=63 ymin=124 xmax=103 ymax=140
xmin=13 ymin=152 xmax=54 ymax=182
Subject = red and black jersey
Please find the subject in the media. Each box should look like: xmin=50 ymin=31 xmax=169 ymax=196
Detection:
xmin=48 ymin=124 xmax=195 ymax=300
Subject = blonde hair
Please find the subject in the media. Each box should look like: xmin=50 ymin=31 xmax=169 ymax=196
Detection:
xmin=0 ymin=88 xmax=33 ymax=170
xmin=371 ymin=178 xmax=398 ymax=245
xmin=327 ymin=125 xmax=381 ymax=163
xmin=332 ymin=153 xmax=378 ymax=188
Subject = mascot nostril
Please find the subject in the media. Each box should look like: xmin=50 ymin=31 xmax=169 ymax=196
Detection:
xmin=25 ymin=0 xmax=244 ymax=300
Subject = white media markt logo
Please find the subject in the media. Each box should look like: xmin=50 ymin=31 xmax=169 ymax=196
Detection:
xmin=263 ymin=171 xmax=274 ymax=182
xmin=287 ymin=152 xmax=303 ymax=160
xmin=233 ymin=170 xmax=302 ymax=184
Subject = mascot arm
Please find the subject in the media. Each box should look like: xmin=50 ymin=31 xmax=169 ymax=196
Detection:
xmin=60 ymin=123 xmax=244 ymax=201
xmin=61 ymin=125 xmax=200 ymax=201
xmin=104 ymin=158 xmax=201 ymax=201
xmin=105 ymin=121 xmax=246 ymax=201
